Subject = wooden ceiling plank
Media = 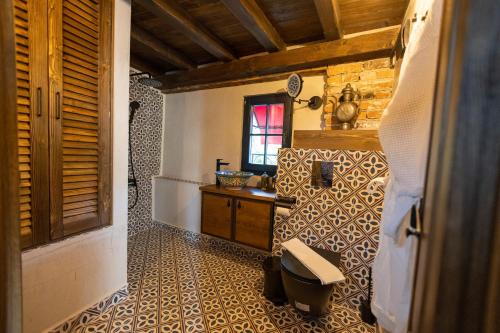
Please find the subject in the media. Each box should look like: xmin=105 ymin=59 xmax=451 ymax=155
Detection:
xmin=135 ymin=0 xmax=236 ymax=61
xmin=220 ymin=0 xmax=286 ymax=52
xmin=160 ymin=27 xmax=399 ymax=91
xmin=313 ymin=0 xmax=343 ymax=40
xmin=130 ymin=54 xmax=165 ymax=77
xmin=131 ymin=25 xmax=195 ymax=70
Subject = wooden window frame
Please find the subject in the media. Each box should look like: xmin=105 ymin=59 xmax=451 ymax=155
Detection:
xmin=241 ymin=93 xmax=293 ymax=176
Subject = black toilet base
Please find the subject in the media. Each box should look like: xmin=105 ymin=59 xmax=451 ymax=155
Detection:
xmin=281 ymin=267 xmax=335 ymax=316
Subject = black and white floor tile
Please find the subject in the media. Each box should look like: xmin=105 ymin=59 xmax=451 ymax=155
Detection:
xmin=49 ymin=287 xmax=129 ymax=333
xmin=66 ymin=224 xmax=375 ymax=333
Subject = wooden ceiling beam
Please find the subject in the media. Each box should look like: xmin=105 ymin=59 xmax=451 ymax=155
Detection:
xmin=131 ymin=25 xmax=195 ymax=70
xmin=135 ymin=0 xmax=236 ymax=61
xmin=220 ymin=0 xmax=286 ymax=52
xmin=160 ymin=27 xmax=399 ymax=92
xmin=313 ymin=0 xmax=343 ymax=40
xmin=162 ymin=68 xmax=326 ymax=94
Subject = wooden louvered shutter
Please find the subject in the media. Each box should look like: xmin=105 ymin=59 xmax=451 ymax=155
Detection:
xmin=15 ymin=0 xmax=50 ymax=249
xmin=49 ymin=0 xmax=112 ymax=238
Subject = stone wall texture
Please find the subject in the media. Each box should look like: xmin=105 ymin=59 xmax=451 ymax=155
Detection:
xmin=323 ymin=58 xmax=394 ymax=129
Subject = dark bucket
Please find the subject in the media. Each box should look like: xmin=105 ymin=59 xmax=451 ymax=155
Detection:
xmin=262 ymin=256 xmax=287 ymax=305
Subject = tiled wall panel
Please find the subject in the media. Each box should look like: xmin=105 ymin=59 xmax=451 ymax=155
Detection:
xmin=273 ymin=148 xmax=388 ymax=309
xmin=128 ymin=72 xmax=163 ymax=236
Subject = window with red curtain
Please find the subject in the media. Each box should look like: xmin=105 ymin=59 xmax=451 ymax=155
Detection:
xmin=241 ymin=93 xmax=293 ymax=175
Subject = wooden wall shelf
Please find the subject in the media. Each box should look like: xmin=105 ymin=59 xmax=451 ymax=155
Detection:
xmin=293 ymin=130 xmax=382 ymax=151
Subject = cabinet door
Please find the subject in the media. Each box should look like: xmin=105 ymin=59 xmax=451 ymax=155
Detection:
xmin=48 ymin=0 xmax=113 ymax=238
xmin=202 ymin=193 xmax=233 ymax=240
xmin=15 ymin=0 xmax=50 ymax=248
xmin=235 ymin=199 xmax=273 ymax=250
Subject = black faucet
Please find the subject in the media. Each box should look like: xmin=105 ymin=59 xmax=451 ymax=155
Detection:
xmin=216 ymin=159 xmax=230 ymax=186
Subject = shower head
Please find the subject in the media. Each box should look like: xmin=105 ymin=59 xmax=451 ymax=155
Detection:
xmin=138 ymin=76 xmax=163 ymax=89
xmin=130 ymin=72 xmax=163 ymax=89
xmin=129 ymin=101 xmax=140 ymax=124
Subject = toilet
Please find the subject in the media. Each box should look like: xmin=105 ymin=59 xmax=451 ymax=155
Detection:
xmin=280 ymin=246 xmax=341 ymax=316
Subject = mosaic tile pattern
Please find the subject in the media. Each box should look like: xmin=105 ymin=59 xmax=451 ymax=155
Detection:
xmin=273 ymin=149 xmax=388 ymax=310
xmin=49 ymin=286 xmax=128 ymax=333
xmin=128 ymin=70 xmax=164 ymax=236
xmin=68 ymin=224 xmax=375 ymax=333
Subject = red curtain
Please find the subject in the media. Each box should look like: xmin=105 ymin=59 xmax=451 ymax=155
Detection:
xmin=252 ymin=104 xmax=283 ymax=144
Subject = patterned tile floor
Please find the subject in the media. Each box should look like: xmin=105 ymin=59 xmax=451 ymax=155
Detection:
xmin=75 ymin=224 xmax=375 ymax=333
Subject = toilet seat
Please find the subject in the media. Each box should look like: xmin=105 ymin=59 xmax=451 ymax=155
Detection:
xmin=281 ymin=246 xmax=341 ymax=284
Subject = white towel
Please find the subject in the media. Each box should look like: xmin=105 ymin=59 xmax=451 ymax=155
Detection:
xmin=377 ymin=0 xmax=441 ymax=240
xmin=281 ymin=238 xmax=345 ymax=285
xmin=372 ymin=0 xmax=443 ymax=331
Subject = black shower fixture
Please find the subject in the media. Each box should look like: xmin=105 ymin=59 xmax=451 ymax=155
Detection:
xmin=129 ymin=100 xmax=140 ymax=123
xmin=130 ymin=72 xmax=163 ymax=89
xmin=128 ymin=100 xmax=141 ymax=210
xmin=128 ymin=71 xmax=162 ymax=210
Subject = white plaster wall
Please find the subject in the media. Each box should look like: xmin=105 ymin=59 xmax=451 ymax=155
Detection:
xmin=153 ymin=177 xmax=202 ymax=233
xmin=153 ymin=76 xmax=324 ymax=232
xmin=21 ymin=1 xmax=131 ymax=332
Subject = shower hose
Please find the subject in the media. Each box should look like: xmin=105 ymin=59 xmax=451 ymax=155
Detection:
xmin=128 ymin=102 xmax=139 ymax=210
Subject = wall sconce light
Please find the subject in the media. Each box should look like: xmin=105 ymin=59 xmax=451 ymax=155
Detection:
xmin=286 ymin=73 xmax=323 ymax=110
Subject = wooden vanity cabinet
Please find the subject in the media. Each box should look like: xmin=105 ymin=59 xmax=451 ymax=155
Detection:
xmin=234 ymin=199 xmax=273 ymax=250
xmin=200 ymin=185 xmax=275 ymax=251
xmin=201 ymin=193 xmax=232 ymax=240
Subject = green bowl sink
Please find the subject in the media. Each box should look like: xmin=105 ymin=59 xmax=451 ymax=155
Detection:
xmin=215 ymin=170 xmax=254 ymax=190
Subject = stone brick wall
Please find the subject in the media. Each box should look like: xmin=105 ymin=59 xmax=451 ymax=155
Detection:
xmin=323 ymin=58 xmax=394 ymax=129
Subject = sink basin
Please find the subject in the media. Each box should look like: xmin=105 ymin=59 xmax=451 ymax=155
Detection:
xmin=215 ymin=170 xmax=254 ymax=190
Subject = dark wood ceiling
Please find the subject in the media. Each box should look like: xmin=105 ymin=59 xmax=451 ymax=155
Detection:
xmin=255 ymin=0 xmax=324 ymax=45
xmin=130 ymin=0 xmax=409 ymax=92
xmin=338 ymin=0 xmax=410 ymax=34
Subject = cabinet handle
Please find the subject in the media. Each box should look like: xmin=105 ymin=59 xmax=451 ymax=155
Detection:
xmin=227 ymin=200 xmax=231 ymax=207
xmin=36 ymin=87 xmax=42 ymax=117
xmin=237 ymin=201 xmax=241 ymax=209
xmin=55 ymin=92 xmax=61 ymax=119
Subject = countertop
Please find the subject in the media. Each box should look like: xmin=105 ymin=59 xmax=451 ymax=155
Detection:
xmin=199 ymin=184 xmax=276 ymax=202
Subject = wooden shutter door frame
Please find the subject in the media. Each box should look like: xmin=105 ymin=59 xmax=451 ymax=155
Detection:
xmin=14 ymin=0 xmax=51 ymax=249
xmin=29 ymin=0 xmax=51 ymax=247
xmin=1 ymin=0 xmax=22 ymax=331
xmin=97 ymin=0 xmax=113 ymax=227
xmin=49 ymin=0 xmax=114 ymax=239
xmin=48 ymin=0 xmax=64 ymax=239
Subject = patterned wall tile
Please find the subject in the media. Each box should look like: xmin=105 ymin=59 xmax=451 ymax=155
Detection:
xmin=273 ymin=148 xmax=388 ymax=310
xmin=128 ymin=70 xmax=164 ymax=236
